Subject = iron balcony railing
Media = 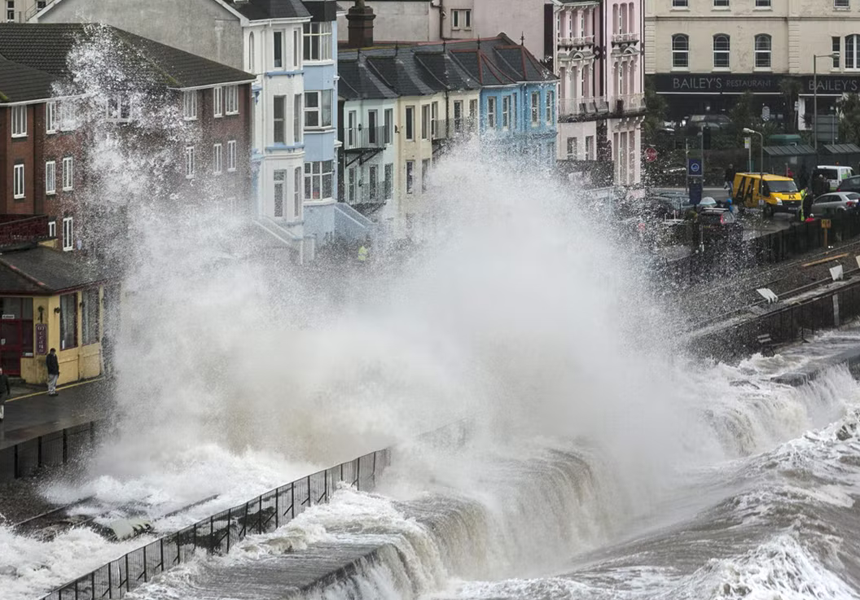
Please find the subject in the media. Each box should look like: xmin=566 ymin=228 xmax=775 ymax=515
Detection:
xmin=344 ymin=125 xmax=391 ymax=150
xmin=611 ymin=32 xmax=640 ymax=44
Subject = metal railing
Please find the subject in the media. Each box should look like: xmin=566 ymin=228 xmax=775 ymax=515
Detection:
xmin=557 ymin=35 xmax=595 ymax=47
xmin=0 ymin=420 xmax=99 ymax=483
xmin=344 ymin=126 xmax=390 ymax=151
xmin=42 ymin=448 xmax=391 ymax=600
xmin=558 ymin=96 xmax=607 ymax=117
xmin=611 ymin=32 xmax=640 ymax=43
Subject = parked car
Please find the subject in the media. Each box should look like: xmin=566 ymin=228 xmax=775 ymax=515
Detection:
xmin=697 ymin=208 xmax=743 ymax=241
xmin=810 ymin=191 xmax=860 ymax=217
xmin=836 ymin=175 xmax=860 ymax=193
xmin=732 ymin=173 xmax=801 ymax=217
xmin=813 ymin=165 xmax=854 ymax=192
xmin=683 ymin=114 xmax=731 ymax=134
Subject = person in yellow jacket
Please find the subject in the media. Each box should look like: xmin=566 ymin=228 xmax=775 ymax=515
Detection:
xmin=357 ymin=244 xmax=369 ymax=263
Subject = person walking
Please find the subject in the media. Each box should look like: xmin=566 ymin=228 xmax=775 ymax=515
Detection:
xmin=0 ymin=367 xmax=9 ymax=422
xmin=724 ymin=163 xmax=736 ymax=194
xmin=813 ymin=173 xmax=828 ymax=199
xmin=802 ymin=185 xmax=814 ymax=221
xmin=46 ymin=348 xmax=59 ymax=396
xmin=357 ymin=243 xmax=369 ymax=264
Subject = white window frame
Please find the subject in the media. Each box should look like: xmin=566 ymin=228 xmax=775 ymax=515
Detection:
xmin=713 ymin=34 xmax=730 ymax=69
xmin=713 ymin=0 xmax=729 ymax=7
xmin=502 ymin=95 xmax=510 ymax=129
xmin=304 ymin=90 xmax=332 ymax=129
xmin=406 ymin=160 xmax=415 ymax=194
xmin=62 ymin=217 xmax=73 ymax=252
xmin=11 ymin=105 xmax=26 ymax=137
xmin=183 ymin=90 xmax=197 ymax=120
xmin=227 ymin=140 xmax=237 ymax=172
xmin=213 ymin=143 xmax=223 ymax=175
xmin=294 ymin=93 xmax=303 ymax=143
xmin=384 ymin=108 xmax=393 ymax=144
xmin=273 ymin=169 xmax=286 ymax=218
xmin=59 ymin=101 xmax=76 ymax=131
xmin=293 ymin=166 xmax=302 ymax=219
xmin=835 ymin=0 xmax=849 ymax=9
xmin=225 ymin=85 xmax=239 ymax=115
xmin=273 ymin=30 xmax=285 ymax=69
xmin=672 ymin=34 xmax=689 ymax=69
xmin=303 ymin=22 xmax=332 ymax=62
xmin=672 ymin=0 xmax=688 ymax=6
xmin=106 ymin=95 xmax=132 ymax=122
xmin=46 ymin=101 xmax=57 ymax=134
xmin=405 ymin=106 xmax=415 ymax=141
xmin=62 ymin=157 xmax=73 ymax=191
xmin=451 ymin=9 xmax=472 ymax=30
xmin=45 ymin=160 xmax=56 ymax=195
xmin=755 ymin=0 xmax=771 ymax=6
xmin=13 ymin=164 xmax=24 ymax=199
xmin=531 ymin=92 xmax=539 ymax=125
xmin=185 ymin=146 xmax=195 ymax=179
xmin=384 ymin=163 xmax=393 ymax=200
xmin=304 ymin=160 xmax=333 ymax=201
xmin=487 ymin=96 xmax=497 ymax=128
xmin=214 ymin=86 xmax=223 ymax=118
xmin=754 ymin=34 xmax=771 ymax=69
xmin=274 ymin=95 xmax=287 ymax=143
xmin=847 ymin=34 xmax=860 ymax=70
xmin=545 ymin=90 xmax=554 ymax=125
xmin=48 ymin=220 xmax=56 ymax=238
xmin=421 ymin=104 xmax=431 ymax=139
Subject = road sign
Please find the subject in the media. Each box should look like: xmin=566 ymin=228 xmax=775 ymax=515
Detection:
xmin=645 ymin=147 xmax=658 ymax=163
xmin=744 ymin=137 xmax=751 ymax=149
xmin=821 ymin=219 xmax=832 ymax=229
xmin=688 ymin=158 xmax=702 ymax=176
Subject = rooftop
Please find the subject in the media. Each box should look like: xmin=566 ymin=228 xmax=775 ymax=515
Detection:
xmin=0 ymin=245 xmax=105 ymax=295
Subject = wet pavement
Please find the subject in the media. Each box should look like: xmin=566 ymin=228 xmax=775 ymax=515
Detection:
xmin=0 ymin=378 xmax=111 ymax=451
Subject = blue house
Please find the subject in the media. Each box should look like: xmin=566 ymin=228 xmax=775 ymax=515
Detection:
xmin=446 ymin=35 xmax=558 ymax=167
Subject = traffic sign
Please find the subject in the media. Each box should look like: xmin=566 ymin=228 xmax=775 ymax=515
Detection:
xmin=821 ymin=219 xmax=832 ymax=229
xmin=645 ymin=147 xmax=658 ymax=163
xmin=744 ymin=137 xmax=751 ymax=149
xmin=688 ymin=158 xmax=702 ymax=176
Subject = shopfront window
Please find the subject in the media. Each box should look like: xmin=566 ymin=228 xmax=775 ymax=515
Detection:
xmin=60 ymin=293 xmax=77 ymax=350
xmin=82 ymin=288 xmax=99 ymax=345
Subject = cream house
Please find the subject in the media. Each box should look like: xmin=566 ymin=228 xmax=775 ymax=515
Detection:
xmin=646 ymin=0 xmax=860 ymax=135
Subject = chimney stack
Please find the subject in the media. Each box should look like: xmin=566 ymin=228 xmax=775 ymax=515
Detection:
xmin=347 ymin=0 xmax=376 ymax=49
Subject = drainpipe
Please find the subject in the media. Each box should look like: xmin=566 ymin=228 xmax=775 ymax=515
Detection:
xmin=431 ymin=0 xmax=445 ymax=41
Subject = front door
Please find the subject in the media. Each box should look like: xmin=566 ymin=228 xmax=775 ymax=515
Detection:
xmin=0 ymin=320 xmax=22 ymax=375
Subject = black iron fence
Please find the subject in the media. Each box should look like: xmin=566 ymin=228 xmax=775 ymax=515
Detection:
xmin=0 ymin=420 xmax=100 ymax=483
xmin=693 ymin=277 xmax=860 ymax=360
xmin=41 ymin=448 xmax=391 ymax=600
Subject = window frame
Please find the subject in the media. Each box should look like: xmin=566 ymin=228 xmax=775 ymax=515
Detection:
xmin=847 ymin=34 xmax=860 ymax=70
xmin=531 ymin=92 xmax=540 ymax=125
xmin=672 ymin=34 xmax=689 ymax=69
xmin=59 ymin=291 xmax=77 ymax=348
xmin=11 ymin=105 xmax=26 ymax=137
xmin=303 ymin=160 xmax=333 ymax=201
xmin=303 ymin=21 xmax=332 ymax=62
xmin=835 ymin=0 xmax=849 ymax=9
xmin=213 ymin=143 xmax=223 ymax=175
xmin=185 ymin=146 xmax=195 ymax=179
xmin=62 ymin=217 xmax=73 ymax=253
xmin=81 ymin=288 xmax=99 ymax=346
xmin=274 ymin=95 xmax=286 ymax=143
xmin=545 ymin=90 xmax=554 ymax=125
xmin=294 ymin=166 xmax=302 ymax=218
xmin=713 ymin=34 xmax=730 ymax=69
xmin=214 ymin=86 xmax=223 ymax=118
xmin=225 ymin=85 xmax=239 ymax=115
xmin=46 ymin=101 xmax=57 ymax=134
xmin=406 ymin=160 xmax=415 ymax=194
xmin=713 ymin=0 xmax=729 ymax=7
xmin=754 ymin=34 xmax=772 ymax=69
xmin=487 ymin=96 xmax=497 ymax=129
xmin=405 ymin=106 xmax=415 ymax=141
xmin=227 ymin=140 xmax=237 ymax=172
xmin=13 ymin=163 xmax=24 ymax=199
xmin=45 ymin=160 xmax=56 ymax=195
xmin=273 ymin=169 xmax=286 ymax=218
xmin=755 ymin=0 xmax=771 ymax=6
xmin=62 ymin=156 xmax=73 ymax=191
xmin=304 ymin=90 xmax=332 ymax=129
xmin=183 ymin=90 xmax=198 ymax=120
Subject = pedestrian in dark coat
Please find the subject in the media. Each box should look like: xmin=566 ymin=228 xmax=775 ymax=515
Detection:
xmin=0 ymin=367 xmax=11 ymax=422
xmin=46 ymin=348 xmax=60 ymax=396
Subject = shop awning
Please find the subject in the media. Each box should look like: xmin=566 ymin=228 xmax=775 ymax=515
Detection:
xmin=763 ymin=144 xmax=816 ymax=157
xmin=822 ymin=143 xmax=860 ymax=155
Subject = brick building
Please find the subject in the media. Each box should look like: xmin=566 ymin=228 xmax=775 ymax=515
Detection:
xmin=0 ymin=23 xmax=254 ymax=383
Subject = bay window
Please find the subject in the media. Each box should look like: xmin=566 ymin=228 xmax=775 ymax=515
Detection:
xmin=304 ymin=160 xmax=333 ymax=201
xmin=304 ymin=90 xmax=332 ymax=128
xmin=303 ymin=22 xmax=332 ymax=61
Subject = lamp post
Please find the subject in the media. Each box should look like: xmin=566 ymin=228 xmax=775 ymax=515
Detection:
xmin=813 ymin=53 xmax=839 ymax=152
xmin=743 ymin=127 xmax=764 ymax=178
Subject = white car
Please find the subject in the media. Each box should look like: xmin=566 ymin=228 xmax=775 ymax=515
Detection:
xmin=810 ymin=191 xmax=860 ymax=217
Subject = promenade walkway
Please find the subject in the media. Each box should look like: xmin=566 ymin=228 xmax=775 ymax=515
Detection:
xmin=0 ymin=378 xmax=110 ymax=451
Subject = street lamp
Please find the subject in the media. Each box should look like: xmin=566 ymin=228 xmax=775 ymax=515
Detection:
xmin=813 ymin=53 xmax=839 ymax=151
xmin=743 ymin=127 xmax=764 ymax=179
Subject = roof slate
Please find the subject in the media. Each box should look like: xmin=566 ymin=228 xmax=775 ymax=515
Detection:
xmin=0 ymin=24 xmax=253 ymax=92
xmin=0 ymin=57 xmax=56 ymax=103
xmin=338 ymin=35 xmax=555 ymax=100
xmin=230 ymin=0 xmax=310 ymax=20
xmin=0 ymin=246 xmax=104 ymax=294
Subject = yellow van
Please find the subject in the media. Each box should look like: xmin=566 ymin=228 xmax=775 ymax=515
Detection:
xmin=733 ymin=173 xmax=801 ymax=217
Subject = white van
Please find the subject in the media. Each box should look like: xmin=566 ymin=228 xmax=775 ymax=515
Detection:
xmin=813 ymin=165 xmax=854 ymax=191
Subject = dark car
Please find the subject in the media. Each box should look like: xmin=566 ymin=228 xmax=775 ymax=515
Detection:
xmin=697 ymin=208 xmax=743 ymax=241
xmin=837 ymin=175 xmax=860 ymax=193
xmin=683 ymin=114 xmax=731 ymax=134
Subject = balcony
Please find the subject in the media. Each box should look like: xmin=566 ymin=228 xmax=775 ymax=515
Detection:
xmin=344 ymin=126 xmax=390 ymax=151
xmin=612 ymin=93 xmax=645 ymax=115
xmin=558 ymin=96 xmax=610 ymax=118
xmin=0 ymin=215 xmax=50 ymax=247
xmin=611 ymin=32 xmax=640 ymax=44
xmin=557 ymin=35 xmax=595 ymax=49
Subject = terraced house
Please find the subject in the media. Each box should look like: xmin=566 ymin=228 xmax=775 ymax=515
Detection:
xmin=338 ymin=34 xmax=557 ymax=243
xmin=33 ymin=0 xmax=364 ymax=261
